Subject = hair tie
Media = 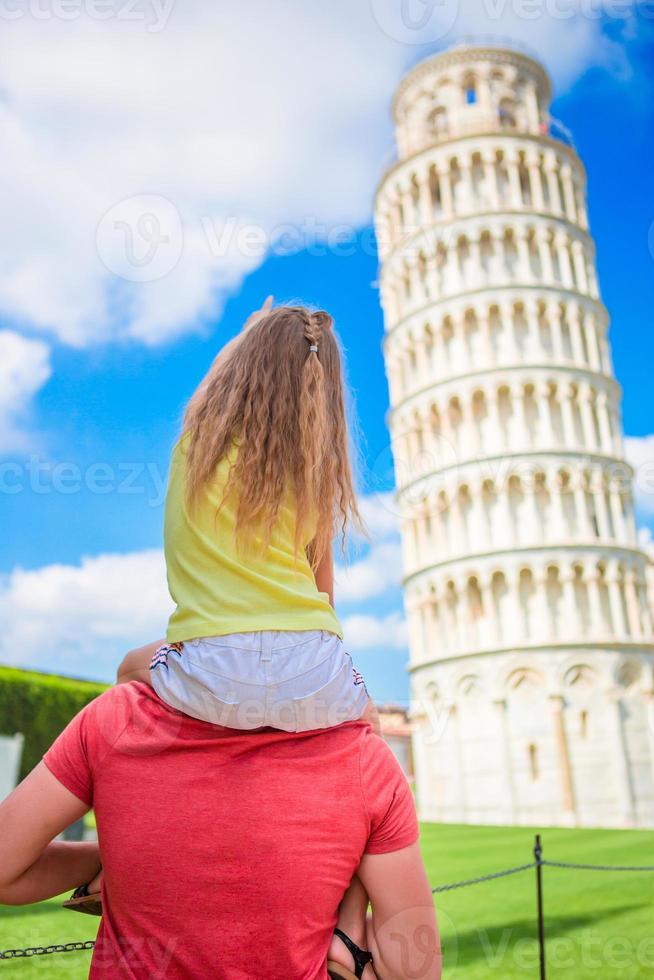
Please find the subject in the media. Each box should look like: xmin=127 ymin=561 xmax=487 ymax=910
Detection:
xmin=309 ymin=344 xmax=319 ymax=353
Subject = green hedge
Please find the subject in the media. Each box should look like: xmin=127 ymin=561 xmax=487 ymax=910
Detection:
xmin=0 ymin=666 xmax=108 ymax=780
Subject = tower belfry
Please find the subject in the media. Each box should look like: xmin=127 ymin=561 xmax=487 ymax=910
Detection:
xmin=375 ymin=44 xmax=654 ymax=827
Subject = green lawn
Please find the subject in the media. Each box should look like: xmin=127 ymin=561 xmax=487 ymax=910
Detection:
xmin=1 ymin=823 xmax=653 ymax=978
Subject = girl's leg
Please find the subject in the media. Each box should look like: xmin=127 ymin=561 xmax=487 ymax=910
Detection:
xmin=116 ymin=639 xmax=165 ymax=686
xmin=328 ymin=874 xmax=376 ymax=978
xmin=361 ymin=697 xmax=382 ymax=737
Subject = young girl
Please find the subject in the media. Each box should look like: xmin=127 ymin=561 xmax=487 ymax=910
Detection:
xmin=116 ymin=298 xmax=377 ymax=739
xmin=108 ymin=299 xmax=378 ymax=978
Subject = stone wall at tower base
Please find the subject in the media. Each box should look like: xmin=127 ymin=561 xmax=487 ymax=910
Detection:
xmin=411 ymin=647 xmax=654 ymax=829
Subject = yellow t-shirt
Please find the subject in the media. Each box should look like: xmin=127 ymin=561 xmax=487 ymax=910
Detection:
xmin=164 ymin=438 xmax=343 ymax=642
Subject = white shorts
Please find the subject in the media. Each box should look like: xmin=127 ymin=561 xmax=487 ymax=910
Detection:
xmin=149 ymin=630 xmax=369 ymax=733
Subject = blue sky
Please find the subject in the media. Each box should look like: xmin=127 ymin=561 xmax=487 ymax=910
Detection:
xmin=0 ymin=3 xmax=653 ymax=702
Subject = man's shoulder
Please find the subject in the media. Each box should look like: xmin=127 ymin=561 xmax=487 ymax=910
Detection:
xmin=86 ymin=680 xmax=159 ymax=715
xmin=80 ymin=682 xmax=184 ymax=747
xmin=355 ymin=725 xmax=413 ymax=801
xmin=355 ymin=723 xmax=404 ymax=767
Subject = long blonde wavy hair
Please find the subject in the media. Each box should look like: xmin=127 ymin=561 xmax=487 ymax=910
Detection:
xmin=183 ymin=304 xmax=363 ymax=567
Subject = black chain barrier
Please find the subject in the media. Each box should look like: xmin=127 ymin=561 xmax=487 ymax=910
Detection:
xmin=0 ymin=940 xmax=96 ymax=960
xmin=431 ymin=861 xmax=535 ymax=893
xmin=3 ymin=836 xmax=654 ymax=969
xmin=541 ymin=858 xmax=654 ymax=872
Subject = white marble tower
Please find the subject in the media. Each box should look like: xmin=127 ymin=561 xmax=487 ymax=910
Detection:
xmin=375 ymin=44 xmax=654 ymax=827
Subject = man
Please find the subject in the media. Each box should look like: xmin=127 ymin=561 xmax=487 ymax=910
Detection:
xmin=0 ymin=683 xmax=440 ymax=979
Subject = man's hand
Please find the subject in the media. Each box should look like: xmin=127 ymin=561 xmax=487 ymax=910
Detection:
xmin=87 ymin=867 xmax=103 ymax=894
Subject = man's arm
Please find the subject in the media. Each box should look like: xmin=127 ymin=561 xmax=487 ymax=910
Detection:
xmin=357 ymin=842 xmax=441 ymax=980
xmin=0 ymin=761 xmax=100 ymax=904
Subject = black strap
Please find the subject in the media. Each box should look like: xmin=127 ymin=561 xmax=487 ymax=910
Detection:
xmin=333 ymin=928 xmax=373 ymax=978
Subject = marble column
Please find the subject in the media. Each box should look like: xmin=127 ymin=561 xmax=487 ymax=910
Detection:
xmin=606 ymin=687 xmax=637 ymax=826
xmin=494 ymin=697 xmax=518 ymax=823
xmin=596 ymin=393 xmax=614 ymax=454
xmin=538 ymin=231 xmax=555 ymax=285
xmin=609 ymin=490 xmax=625 ymax=543
xmin=507 ymin=154 xmax=523 ymax=208
xmin=586 ymin=570 xmax=605 ymax=636
xmin=516 ymin=227 xmax=532 ymax=281
xmin=561 ymin=166 xmax=578 ymax=222
xmin=560 ymin=387 xmax=577 ymax=447
xmin=572 ymin=239 xmax=589 ymax=295
xmin=548 ymin=302 xmax=565 ymax=361
xmin=527 ymin=156 xmax=545 ymax=210
xmin=606 ymin=566 xmax=628 ymax=637
xmin=556 ymin=235 xmax=574 ymax=289
xmin=438 ymin=164 xmax=454 ymax=216
xmin=545 ymin=159 xmax=563 ymax=213
xmin=525 ymin=81 xmax=541 ymax=131
xmin=578 ymin=386 xmax=598 ymax=451
xmin=567 ymin=303 xmax=587 ymax=365
xmin=624 ymin=570 xmax=642 ymax=638
xmin=549 ymin=695 xmax=576 ymax=819
xmin=419 ymin=168 xmax=433 ymax=226
xmin=526 ymin=303 xmax=541 ymax=359
xmin=483 ymin=151 xmax=500 ymax=209
xmin=574 ymin=481 xmax=590 ymax=538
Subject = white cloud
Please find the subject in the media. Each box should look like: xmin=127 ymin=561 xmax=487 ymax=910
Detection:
xmin=0 ymin=0 xmax=631 ymax=347
xmin=0 ymin=549 xmax=171 ymax=680
xmin=625 ymin=434 xmax=654 ymax=518
xmin=371 ymin=0 xmax=631 ymax=86
xmin=0 ymin=542 xmax=408 ymax=678
xmin=0 ymin=490 xmax=405 ymax=680
xmin=357 ymin=492 xmax=401 ymax=540
xmin=0 ymin=331 xmax=51 ymax=453
xmin=336 ymin=540 xmax=404 ymax=604
xmin=335 ymin=492 xmax=403 ymax=603
xmin=341 ymin=611 xmax=408 ymax=652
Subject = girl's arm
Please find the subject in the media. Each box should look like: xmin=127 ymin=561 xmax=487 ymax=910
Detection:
xmin=312 ymin=544 xmax=334 ymax=608
xmin=310 ymin=541 xmax=382 ymax=736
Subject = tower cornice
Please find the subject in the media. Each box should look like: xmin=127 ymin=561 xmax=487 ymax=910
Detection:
xmin=391 ymin=46 xmax=553 ymax=121
xmin=403 ymin=542 xmax=646 ymax=586
xmin=388 ymin=363 xmax=621 ymax=422
xmin=407 ymin=640 xmax=654 ymax=673
xmin=380 ymin=209 xmax=594 ymax=268
xmin=376 ymin=127 xmax=583 ymax=207
xmin=383 ymin=285 xmax=606 ymax=340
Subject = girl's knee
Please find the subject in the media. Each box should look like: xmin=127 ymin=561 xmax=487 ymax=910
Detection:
xmin=117 ymin=647 xmax=151 ymax=684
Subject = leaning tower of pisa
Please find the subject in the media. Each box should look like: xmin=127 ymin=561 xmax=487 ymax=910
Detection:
xmin=375 ymin=44 xmax=654 ymax=828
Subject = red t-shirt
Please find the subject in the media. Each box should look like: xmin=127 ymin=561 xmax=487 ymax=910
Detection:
xmin=44 ymin=683 xmax=418 ymax=979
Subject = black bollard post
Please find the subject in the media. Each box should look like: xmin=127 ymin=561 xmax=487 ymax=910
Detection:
xmin=534 ymin=835 xmax=546 ymax=980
